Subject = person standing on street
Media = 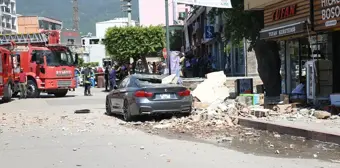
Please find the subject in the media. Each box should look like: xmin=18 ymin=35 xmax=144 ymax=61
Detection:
xmin=83 ymin=67 xmax=92 ymax=96
xmin=104 ymin=66 xmax=110 ymax=91
xmin=19 ymin=68 xmax=27 ymax=99
xmin=109 ymin=66 xmax=117 ymax=90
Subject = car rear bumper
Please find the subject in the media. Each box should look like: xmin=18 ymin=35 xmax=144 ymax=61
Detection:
xmin=130 ymin=97 xmax=193 ymax=115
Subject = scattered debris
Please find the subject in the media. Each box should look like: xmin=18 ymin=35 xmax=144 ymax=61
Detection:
xmin=74 ymin=109 xmax=91 ymax=114
xmin=140 ymin=146 xmax=145 ymax=150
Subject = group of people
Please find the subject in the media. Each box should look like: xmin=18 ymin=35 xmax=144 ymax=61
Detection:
xmin=76 ymin=60 xmax=169 ymax=96
xmin=180 ymin=53 xmax=216 ymax=78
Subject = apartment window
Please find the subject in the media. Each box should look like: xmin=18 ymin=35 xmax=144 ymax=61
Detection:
xmin=89 ymin=39 xmax=100 ymax=44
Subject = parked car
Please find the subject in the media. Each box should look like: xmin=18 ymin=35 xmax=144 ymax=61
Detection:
xmin=105 ymin=74 xmax=192 ymax=121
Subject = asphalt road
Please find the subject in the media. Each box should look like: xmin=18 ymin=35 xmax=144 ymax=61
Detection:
xmin=0 ymin=88 xmax=339 ymax=168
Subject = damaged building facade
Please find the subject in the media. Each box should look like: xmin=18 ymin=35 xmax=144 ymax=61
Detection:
xmin=183 ymin=6 xmax=259 ymax=77
xmin=246 ymin=0 xmax=340 ymax=104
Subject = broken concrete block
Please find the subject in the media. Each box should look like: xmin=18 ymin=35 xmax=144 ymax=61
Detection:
xmin=313 ymin=111 xmax=331 ymax=119
xmin=250 ymin=108 xmax=270 ymax=118
xmin=236 ymin=96 xmax=253 ymax=106
xmin=192 ymin=71 xmax=229 ymax=104
xmin=162 ymin=74 xmax=176 ymax=84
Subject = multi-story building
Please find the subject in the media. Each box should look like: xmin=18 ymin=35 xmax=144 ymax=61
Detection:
xmin=17 ymin=16 xmax=62 ymax=33
xmin=138 ymin=0 xmax=189 ymax=26
xmin=0 ymin=0 xmax=17 ymax=34
xmin=81 ymin=18 xmax=136 ymax=66
xmin=95 ymin=18 xmax=136 ymax=38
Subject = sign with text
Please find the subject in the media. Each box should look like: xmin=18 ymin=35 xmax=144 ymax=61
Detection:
xmin=314 ymin=0 xmax=340 ymax=30
xmin=272 ymin=4 xmax=297 ymax=21
xmin=205 ymin=26 xmax=214 ymax=39
xmin=177 ymin=0 xmax=232 ymax=8
xmin=260 ymin=22 xmax=305 ymax=39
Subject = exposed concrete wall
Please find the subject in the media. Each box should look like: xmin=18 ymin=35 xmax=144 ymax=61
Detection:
xmin=247 ymin=49 xmax=259 ymax=76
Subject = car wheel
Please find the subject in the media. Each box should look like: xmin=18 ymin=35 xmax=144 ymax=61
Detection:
xmin=123 ymin=100 xmax=133 ymax=121
xmin=105 ymin=97 xmax=112 ymax=115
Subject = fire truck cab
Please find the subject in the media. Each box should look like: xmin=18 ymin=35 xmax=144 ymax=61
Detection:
xmin=0 ymin=47 xmax=14 ymax=102
xmin=0 ymin=31 xmax=79 ymax=98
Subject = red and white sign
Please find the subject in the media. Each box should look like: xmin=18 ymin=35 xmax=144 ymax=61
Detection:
xmin=162 ymin=48 xmax=167 ymax=59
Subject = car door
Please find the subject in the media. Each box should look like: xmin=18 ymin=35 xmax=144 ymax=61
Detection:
xmin=116 ymin=77 xmax=130 ymax=112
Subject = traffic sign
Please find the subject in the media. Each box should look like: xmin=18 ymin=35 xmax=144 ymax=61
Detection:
xmin=162 ymin=48 xmax=167 ymax=59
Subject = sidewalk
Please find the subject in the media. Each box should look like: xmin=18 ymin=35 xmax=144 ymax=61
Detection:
xmin=235 ymin=116 xmax=340 ymax=144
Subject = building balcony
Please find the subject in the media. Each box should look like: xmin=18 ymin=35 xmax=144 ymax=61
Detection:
xmin=244 ymin=0 xmax=283 ymax=10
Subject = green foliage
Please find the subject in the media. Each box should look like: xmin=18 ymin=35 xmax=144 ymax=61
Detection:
xmin=104 ymin=26 xmax=165 ymax=61
xmin=82 ymin=62 xmax=99 ymax=67
xmin=208 ymin=0 xmax=263 ymax=50
xmin=77 ymin=57 xmax=85 ymax=67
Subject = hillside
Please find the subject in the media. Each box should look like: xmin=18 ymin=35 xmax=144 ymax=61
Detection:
xmin=16 ymin=0 xmax=139 ymax=35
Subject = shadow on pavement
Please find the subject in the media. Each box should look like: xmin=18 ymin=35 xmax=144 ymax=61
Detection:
xmin=38 ymin=95 xmax=76 ymax=99
xmin=0 ymin=98 xmax=15 ymax=104
xmin=105 ymin=111 xmax=176 ymax=122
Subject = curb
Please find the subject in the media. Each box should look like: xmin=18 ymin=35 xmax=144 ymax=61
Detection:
xmin=234 ymin=117 xmax=340 ymax=145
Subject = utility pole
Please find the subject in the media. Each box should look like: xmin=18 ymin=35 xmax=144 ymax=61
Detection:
xmin=72 ymin=0 xmax=79 ymax=30
xmin=165 ymin=0 xmax=171 ymax=74
xmin=172 ymin=0 xmax=178 ymax=25
xmin=121 ymin=0 xmax=132 ymax=26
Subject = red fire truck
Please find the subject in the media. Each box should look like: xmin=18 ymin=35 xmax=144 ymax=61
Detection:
xmin=0 ymin=31 xmax=79 ymax=98
xmin=0 ymin=47 xmax=14 ymax=102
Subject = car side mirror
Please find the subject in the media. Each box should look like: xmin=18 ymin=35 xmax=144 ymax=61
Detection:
xmin=113 ymin=85 xmax=118 ymax=90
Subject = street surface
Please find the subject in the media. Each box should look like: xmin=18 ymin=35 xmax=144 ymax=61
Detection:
xmin=0 ymin=88 xmax=339 ymax=168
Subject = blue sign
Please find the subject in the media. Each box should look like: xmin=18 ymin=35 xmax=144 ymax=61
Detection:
xmin=205 ymin=26 xmax=214 ymax=39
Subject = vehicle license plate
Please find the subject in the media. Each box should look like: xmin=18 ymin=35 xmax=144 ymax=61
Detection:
xmin=160 ymin=94 xmax=171 ymax=99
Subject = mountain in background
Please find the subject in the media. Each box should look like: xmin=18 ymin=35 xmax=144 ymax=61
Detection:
xmin=17 ymin=0 xmax=139 ymax=35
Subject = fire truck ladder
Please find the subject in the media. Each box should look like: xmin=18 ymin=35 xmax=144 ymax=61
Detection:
xmin=0 ymin=33 xmax=48 ymax=45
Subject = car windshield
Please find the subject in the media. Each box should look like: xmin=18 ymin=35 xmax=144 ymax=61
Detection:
xmin=44 ymin=47 xmax=74 ymax=66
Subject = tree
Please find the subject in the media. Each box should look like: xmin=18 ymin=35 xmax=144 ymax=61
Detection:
xmin=208 ymin=0 xmax=281 ymax=97
xmin=104 ymin=26 xmax=165 ymax=73
xmin=77 ymin=57 xmax=85 ymax=67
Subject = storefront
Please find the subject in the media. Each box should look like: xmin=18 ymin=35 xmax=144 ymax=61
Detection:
xmin=259 ymin=0 xmax=313 ymax=94
xmin=313 ymin=0 xmax=340 ymax=93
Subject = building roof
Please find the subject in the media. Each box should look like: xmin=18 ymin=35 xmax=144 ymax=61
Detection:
xmin=96 ymin=17 xmax=136 ymax=24
xmin=18 ymin=15 xmax=62 ymax=24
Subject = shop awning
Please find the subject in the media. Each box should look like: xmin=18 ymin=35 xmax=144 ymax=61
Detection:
xmin=260 ymin=21 xmax=306 ymax=40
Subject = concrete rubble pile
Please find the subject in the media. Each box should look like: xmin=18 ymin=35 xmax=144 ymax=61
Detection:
xmin=128 ymin=72 xmax=340 ymax=130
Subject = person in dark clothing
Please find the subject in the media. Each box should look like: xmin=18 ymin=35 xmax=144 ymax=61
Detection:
xmin=83 ymin=67 xmax=92 ymax=96
xmin=18 ymin=68 xmax=27 ymax=99
xmin=109 ymin=66 xmax=117 ymax=90
xmin=152 ymin=62 xmax=157 ymax=74
xmin=104 ymin=66 xmax=110 ymax=91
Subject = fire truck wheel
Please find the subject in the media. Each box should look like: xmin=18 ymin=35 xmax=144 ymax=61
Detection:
xmin=2 ymin=84 xmax=12 ymax=102
xmin=27 ymin=80 xmax=40 ymax=98
xmin=54 ymin=90 xmax=68 ymax=97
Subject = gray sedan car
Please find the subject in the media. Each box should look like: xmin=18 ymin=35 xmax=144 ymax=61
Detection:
xmin=105 ymin=74 xmax=193 ymax=121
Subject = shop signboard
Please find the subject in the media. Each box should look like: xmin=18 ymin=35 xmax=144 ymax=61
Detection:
xmin=313 ymin=0 xmax=340 ymax=30
xmin=260 ymin=0 xmax=310 ymax=39
xmin=176 ymin=0 xmax=232 ymax=8
xmin=260 ymin=22 xmax=305 ymax=39
xmin=272 ymin=4 xmax=297 ymax=21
